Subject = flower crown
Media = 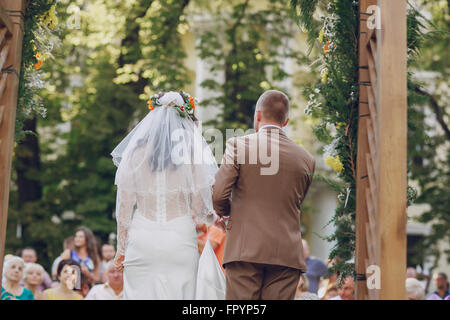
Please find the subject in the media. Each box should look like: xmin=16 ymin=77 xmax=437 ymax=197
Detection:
xmin=147 ymin=91 xmax=198 ymax=121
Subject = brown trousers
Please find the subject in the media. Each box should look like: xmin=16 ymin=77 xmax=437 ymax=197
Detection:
xmin=224 ymin=261 xmax=301 ymax=300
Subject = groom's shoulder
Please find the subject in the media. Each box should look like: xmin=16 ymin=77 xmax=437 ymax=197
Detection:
xmin=225 ymin=132 xmax=258 ymax=148
xmin=288 ymin=140 xmax=316 ymax=165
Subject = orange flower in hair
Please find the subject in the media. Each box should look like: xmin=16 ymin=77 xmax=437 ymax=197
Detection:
xmin=147 ymin=99 xmax=154 ymax=110
xmin=189 ymin=96 xmax=195 ymax=110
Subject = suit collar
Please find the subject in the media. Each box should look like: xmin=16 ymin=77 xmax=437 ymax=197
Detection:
xmin=259 ymin=125 xmax=287 ymax=137
xmin=260 ymin=124 xmax=282 ymax=130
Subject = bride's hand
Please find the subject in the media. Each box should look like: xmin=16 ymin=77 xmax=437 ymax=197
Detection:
xmin=114 ymin=253 xmax=125 ymax=272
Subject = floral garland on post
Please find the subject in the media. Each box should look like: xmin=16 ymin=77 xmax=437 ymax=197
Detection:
xmin=291 ymin=0 xmax=419 ymax=284
xmin=291 ymin=0 xmax=360 ymax=282
xmin=16 ymin=0 xmax=59 ymax=141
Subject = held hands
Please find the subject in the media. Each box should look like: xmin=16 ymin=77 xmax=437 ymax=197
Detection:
xmin=214 ymin=216 xmax=228 ymax=231
xmin=114 ymin=253 xmax=125 ymax=272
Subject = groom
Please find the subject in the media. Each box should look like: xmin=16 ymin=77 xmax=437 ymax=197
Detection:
xmin=213 ymin=90 xmax=315 ymax=300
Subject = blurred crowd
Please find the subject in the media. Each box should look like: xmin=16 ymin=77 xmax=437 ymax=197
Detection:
xmin=1 ymin=226 xmax=449 ymax=300
xmin=1 ymin=227 xmax=122 ymax=300
xmin=293 ymin=240 xmax=450 ymax=301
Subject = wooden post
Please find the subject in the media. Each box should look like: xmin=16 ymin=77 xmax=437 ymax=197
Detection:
xmin=356 ymin=0 xmax=377 ymax=300
xmin=377 ymin=0 xmax=407 ymax=299
xmin=0 ymin=0 xmax=26 ymax=288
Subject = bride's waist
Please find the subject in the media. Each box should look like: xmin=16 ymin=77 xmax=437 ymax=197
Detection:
xmin=132 ymin=210 xmax=195 ymax=228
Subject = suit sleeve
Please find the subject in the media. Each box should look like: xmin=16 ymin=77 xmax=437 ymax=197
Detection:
xmin=212 ymin=138 xmax=239 ymax=217
xmin=304 ymin=157 xmax=316 ymax=198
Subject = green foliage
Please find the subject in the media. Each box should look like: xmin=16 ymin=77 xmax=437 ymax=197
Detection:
xmin=196 ymin=0 xmax=304 ymax=140
xmin=406 ymin=0 xmax=450 ymax=267
xmin=291 ymin=0 xmax=358 ymax=283
xmin=16 ymin=0 xmax=58 ymax=142
xmin=290 ymin=0 xmax=446 ymax=282
xmin=6 ymin=0 xmax=193 ymax=270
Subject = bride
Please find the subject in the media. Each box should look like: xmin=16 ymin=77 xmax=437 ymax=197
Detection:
xmin=111 ymin=91 xmax=225 ymax=299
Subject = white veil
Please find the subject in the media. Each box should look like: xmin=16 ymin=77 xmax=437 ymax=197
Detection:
xmin=111 ymin=92 xmax=218 ymax=225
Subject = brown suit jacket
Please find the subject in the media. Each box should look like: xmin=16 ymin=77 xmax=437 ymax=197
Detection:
xmin=212 ymin=127 xmax=315 ymax=271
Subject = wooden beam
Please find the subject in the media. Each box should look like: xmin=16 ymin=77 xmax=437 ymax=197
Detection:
xmin=366 ymin=84 xmax=378 ymax=139
xmin=367 ymin=50 xmax=377 ymax=95
xmin=0 ymin=0 xmax=27 ymax=289
xmin=366 ymin=153 xmax=377 ymax=208
xmin=377 ymin=0 xmax=407 ymax=300
xmin=0 ymin=28 xmax=8 ymax=46
xmin=0 ymin=71 xmax=7 ymax=97
xmin=0 ymin=3 xmax=13 ymax=35
xmin=367 ymin=22 xmax=376 ymax=46
xmin=356 ymin=0 xmax=378 ymax=300
xmin=0 ymin=41 xmax=10 ymax=70
xmin=0 ymin=105 xmax=4 ymax=125
xmin=366 ymin=119 xmax=377 ymax=168
xmin=366 ymin=47 xmax=378 ymax=111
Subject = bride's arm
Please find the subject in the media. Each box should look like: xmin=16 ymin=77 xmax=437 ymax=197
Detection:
xmin=115 ymin=188 xmax=136 ymax=256
xmin=191 ymin=189 xmax=218 ymax=225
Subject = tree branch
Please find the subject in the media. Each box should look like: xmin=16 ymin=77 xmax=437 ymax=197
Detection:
xmin=414 ymin=86 xmax=450 ymax=141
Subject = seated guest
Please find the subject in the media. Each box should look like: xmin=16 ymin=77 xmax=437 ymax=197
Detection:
xmin=42 ymin=259 xmax=83 ymax=300
xmin=329 ymin=275 xmax=355 ymax=300
xmin=60 ymin=227 xmax=100 ymax=284
xmin=294 ymin=274 xmax=320 ymax=300
xmin=1 ymin=256 xmax=34 ymax=300
xmin=19 ymin=247 xmax=53 ymax=290
xmin=427 ymin=272 xmax=450 ymax=300
xmin=23 ymin=263 xmax=46 ymax=300
xmin=76 ymin=273 xmax=93 ymax=298
xmin=85 ymin=261 xmax=123 ymax=300
xmin=406 ymin=266 xmax=417 ymax=279
xmin=318 ymin=258 xmax=338 ymax=298
xmin=321 ymin=282 xmax=339 ymax=300
xmin=99 ymin=243 xmax=116 ymax=283
xmin=52 ymin=237 xmax=74 ymax=280
xmin=302 ymin=240 xmax=328 ymax=294
xmin=406 ymin=278 xmax=425 ymax=300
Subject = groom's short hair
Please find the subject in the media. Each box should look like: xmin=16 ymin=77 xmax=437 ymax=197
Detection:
xmin=256 ymin=90 xmax=290 ymax=125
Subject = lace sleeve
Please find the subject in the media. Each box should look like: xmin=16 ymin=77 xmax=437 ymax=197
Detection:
xmin=191 ymin=187 xmax=218 ymax=226
xmin=115 ymin=188 xmax=136 ymax=255
xmin=190 ymin=162 xmax=218 ymax=226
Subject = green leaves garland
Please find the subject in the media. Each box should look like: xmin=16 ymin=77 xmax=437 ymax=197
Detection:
xmin=291 ymin=0 xmax=359 ymax=282
xmin=16 ymin=0 xmax=59 ymax=141
xmin=291 ymin=0 xmax=430 ymax=283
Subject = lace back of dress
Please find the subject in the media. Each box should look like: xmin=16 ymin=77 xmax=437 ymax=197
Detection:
xmin=155 ymin=170 xmax=167 ymax=224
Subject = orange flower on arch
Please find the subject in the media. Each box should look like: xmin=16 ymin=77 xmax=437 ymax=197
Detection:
xmin=34 ymin=60 xmax=42 ymax=70
xmin=34 ymin=52 xmax=43 ymax=70
xmin=323 ymin=41 xmax=331 ymax=56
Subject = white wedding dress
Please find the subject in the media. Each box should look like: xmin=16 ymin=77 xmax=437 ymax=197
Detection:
xmin=111 ymin=92 xmax=225 ymax=300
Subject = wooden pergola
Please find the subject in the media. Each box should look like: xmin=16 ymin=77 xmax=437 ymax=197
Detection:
xmin=355 ymin=0 xmax=407 ymax=300
xmin=0 ymin=0 xmax=408 ymax=299
xmin=0 ymin=0 xmax=26 ymax=288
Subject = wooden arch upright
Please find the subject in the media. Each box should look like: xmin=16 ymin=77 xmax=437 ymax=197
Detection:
xmin=356 ymin=0 xmax=407 ymax=299
xmin=0 ymin=0 xmax=26 ymax=287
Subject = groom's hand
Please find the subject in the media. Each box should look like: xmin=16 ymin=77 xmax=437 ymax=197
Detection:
xmin=114 ymin=253 xmax=125 ymax=272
